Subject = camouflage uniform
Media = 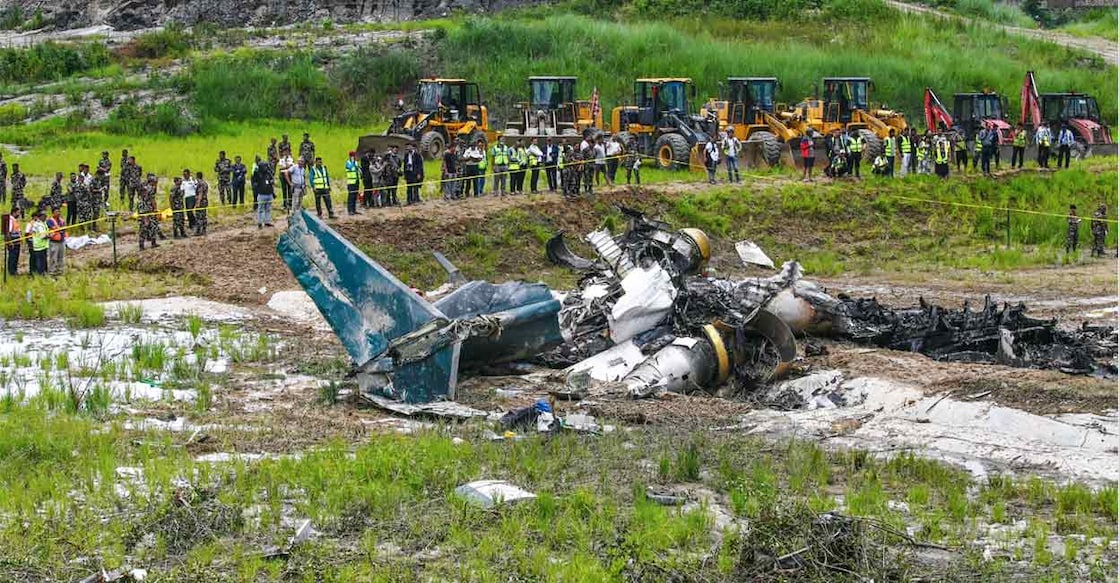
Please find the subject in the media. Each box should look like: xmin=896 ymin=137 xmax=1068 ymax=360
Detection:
xmin=128 ymin=164 xmax=144 ymax=212
xmin=119 ymin=152 xmax=129 ymax=202
xmin=0 ymin=156 xmax=7 ymax=204
xmin=1065 ymin=209 xmax=1081 ymax=254
xmin=369 ymin=155 xmax=385 ymax=207
xmin=137 ymin=180 xmax=161 ymax=248
xmin=97 ymin=155 xmax=112 ymax=191
xmin=194 ymin=179 xmax=209 ymax=236
xmin=92 ymin=172 xmax=109 ymax=228
xmin=10 ymin=170 xmax=26 ymax=209
xmin=65 ymin=177 xmax=78 ymax=227
xmin=562 ymin=147 xmax=581 ymax=199
xmin=44 ymin=179 xmax=63 ymax=212
xmin=279 ymin=138 xmax=292 ymax=158
xmin=76 ymin=176 xmax=95 ymax=226
xmin=1091 ymin=205 xmax=1109 ymax=257
xmin=170 ymin=182 xmax=187 ymax=238
xmin=267 ymin=142 xmax=279 ymax=167
xmin=299 ymin=138 xmax=316 ymax=166
xmin=214 ymin=156 xmax=233 ymax=205
xmin=381 ymin=150 xmax=401 ymax=206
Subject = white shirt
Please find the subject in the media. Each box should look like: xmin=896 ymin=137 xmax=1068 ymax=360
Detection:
xmin=705 ymin=141 xmax=720 ymax=163
xmin=279 ymin=155 xmax=294 ymax=174
xmin=605 ymin=142 xmax=622 ymax=157
xmin=722 ymin=135 xmax=741 ymax=157
xmin=593 ymin=144 xmax=606 ymax=164
xmin=463 ymin=146 xmax=484 ymax=164
xmin=181 ymin=177 xmax=197 ymax=198
xmin=580 ymin=139 xmax=592 ymax=152
xmin=526 ymin=144 xmax=543 ymax=162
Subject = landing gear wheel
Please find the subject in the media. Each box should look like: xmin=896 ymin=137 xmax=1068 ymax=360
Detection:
xmin=419 ymin=131 xmax=445 ymax=161
xmin=654 ymin=133 xmax=690 ymax=171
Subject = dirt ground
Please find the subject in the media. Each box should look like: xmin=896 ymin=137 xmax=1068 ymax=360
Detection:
xmin=67 ymin=179 xmax=1116 ymax=423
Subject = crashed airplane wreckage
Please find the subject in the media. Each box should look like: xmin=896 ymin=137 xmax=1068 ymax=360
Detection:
xmin=277 ymin=208 xmax=1116 ymax=405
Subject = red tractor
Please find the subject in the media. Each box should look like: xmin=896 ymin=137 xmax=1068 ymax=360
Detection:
xmin=1021 ymin=71 xmax=1113 ymax=158
xmin=924 ymin=87 xmax=1012 ymax=145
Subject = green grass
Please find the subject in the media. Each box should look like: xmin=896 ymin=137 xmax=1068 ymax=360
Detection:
xmin=1058 ymin=8 xmax=1119 ymax=41
xmin=0 ymin=406 xmax=1110 ymax=580
xmin=0 ymin=269 xmax=179 ymax=323
xmin=438 ymin=11 xmax=1116 ymax=126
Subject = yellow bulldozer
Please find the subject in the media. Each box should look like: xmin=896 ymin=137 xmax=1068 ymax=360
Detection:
xmin=788 ymin=77 xmax=908 ymax=159
xmin=611 ymin=78 xmax=718 ymax=170
xmin=705 ymin=77 xmax=800 ymax=167
xmin=503 ymin=76 xmax=603 ymax=144
xmin=357 ymin=78 xmax=496 ymax=160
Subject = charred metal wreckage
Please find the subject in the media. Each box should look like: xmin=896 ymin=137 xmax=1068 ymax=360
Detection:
xmin=277 ymin=208 xmax=1116 ymax=405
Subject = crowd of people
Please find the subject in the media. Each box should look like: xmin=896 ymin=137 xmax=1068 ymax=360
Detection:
xmin=795 ymin=121 xmax=1080 ymax=182
xmin=0 ymin=122 xmax=1111 ymax=277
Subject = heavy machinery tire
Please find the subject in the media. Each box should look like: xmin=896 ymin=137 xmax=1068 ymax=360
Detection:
xmin=654 ymin=133 xmax=691 ymax=171
xmin=468 ymin=129 xmax=487 ymax=150
xmin=1072 ymin=139 xmax=1091 ymax=160
xmin=614 ymin=131 xmax=636 ymax=153
xmin=419 ymin=131 xmax=445 ymax=161
xmin=859 ymin=129 xmax=883 ymax=160
xmin=754 ymin=131 xmax=782 ymax=167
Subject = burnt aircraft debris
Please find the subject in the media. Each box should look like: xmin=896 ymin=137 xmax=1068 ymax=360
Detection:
xmin=277 ymin=207 xmax=1116 ymax=406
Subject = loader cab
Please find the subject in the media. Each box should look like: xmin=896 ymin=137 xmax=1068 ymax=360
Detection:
xmin=529 ymin=76 xmax=577 ymax=112
xmin=634 ymin=78 xmax=695 ymax=127
xmin=416 ymin=79 xmax=483 ymax=123
xmin=1041 ymin=93 xmax=1102 ymax=124
xmin=954 ymin=92 xmax=1006 ymax=122
xmin=821 ymin=77 xmax=872 ymax=123
xmin=725 ymin=77 xmax=779 ymax=125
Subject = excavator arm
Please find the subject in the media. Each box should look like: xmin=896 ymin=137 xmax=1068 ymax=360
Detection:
xmin=924 ymin=88 xmax=953 ymax=132
xmin=1022 ymin=71 xmax=1042 ymax=128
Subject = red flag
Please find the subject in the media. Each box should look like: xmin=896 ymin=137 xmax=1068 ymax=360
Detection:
xmin=590 ymin=86 xmax=600 ymax=121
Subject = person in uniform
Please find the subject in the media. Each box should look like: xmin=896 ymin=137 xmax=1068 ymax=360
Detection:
xmin=44 ymin=172 xmax=64 ymax=212
xmin=194 ymin=171 xmax=210 ymax=236
xmin=232 ymin=155 xmax=247 ymax=208
xmin=214 ymin=151 xmax=233 ymax=206
xmin=382 ymin=145 xmax=402 ymax=206
xmin=118 ymin=149 xmax=129 ymax=205
xmin=299 ymin=133 xmax=316 ymax=166
xmin=360 ymin=150 xmax=375 ymax=209
xmin=170 ymin=176 xmax=186 ymax=239
xmin=1065 ymin=204 xmax=1081 ymax=256
xmin=267 ymin=138 xmax=279 ymax=169
xmin=10 ymin=163 xmax=26 ymax=210
xmin=0 ymin=152 xmax=8 ymax=204
xmin=402 ymin=143 xmax=423 ymax=205
xmin=1091 ymin=204 xmax=1109 ymax=258
xmin=279 ymin=134 xmax=292 ymax=158
xmin=128 ymin=156 xmax=144 ymax=213
xmin=64 ymin=172 xmax=78 ymax=227
xmin=137 ymin=174 xmax=162 ymax=250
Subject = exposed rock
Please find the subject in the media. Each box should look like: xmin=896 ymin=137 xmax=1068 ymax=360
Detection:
xmin=4 ymin=0 xmax=554 ymax=31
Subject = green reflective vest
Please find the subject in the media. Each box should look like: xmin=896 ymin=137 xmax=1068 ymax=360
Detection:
xmin=492 ymin=145 xmax=509 ymax=165
xmin=848 ymin=136 xmax=864 ymax=153
xmin=557 ymin=152 xmax=565 ymax=170
xmin=916 ymin=143 xmax=928 ymax=160
xmin=30 ymin=221 xmax=48 ymax=252
xmin=935 ymin=142 xmax=950 ymax=164
xmin=884 ymin=137 xmax=896 ymax=155
xmin=478 ymin=152 xmax=488 ymax=171
xmin=311 ymin=166 xmax=330 ymax=190
xmin=955 ymin=138 xmax=966 ymax=152
xmin=345 ymin=159 xmax=359 ymax=186
xmin=1013 ymin=131 xmax=1026 ymax=147
xmin=899 ymin=136 xmax=912 ymax=154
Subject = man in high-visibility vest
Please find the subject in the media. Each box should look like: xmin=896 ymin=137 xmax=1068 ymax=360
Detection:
xmin=934 ymin=135 xmax=950 ymax=179
xmin=527 ymin=137 xmax=544 ymax=194
xmin=344 ymin=151 xmax=361 ymax=216
xmin=1010 ymin=124 xmax=1027 ymax=169
xmin=898 ymin=130 xmax=912 ymax=177
xmin=953 ymin=130 xmax=968 ymax=173
xmin=884 ymin=129 xmax=897 ymax=177
xmin=509 ymin=140 xmax=525 ymax=194
xmin=46 ymin=206 xmax=66 ymax=275
xmin=310 ymin=157 xmax=336 ymax=219
xmin=25 ymin=210 xmax=48 ymax=276
xmin=847 ymin=131 xmax=864 ymax=178
xmin=475 ymin=140 xmax=488 ymax=195
xmin=490 ymin=137 xmax=509 ymax=196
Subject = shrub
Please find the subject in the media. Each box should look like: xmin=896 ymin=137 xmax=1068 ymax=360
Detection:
xmin=118 ymin=25 xmax=194 ymax=60
xmin=105 ymin=101 xmax=200 ymax=137
xmin=0 ymin=42 xmax=112 ymax=84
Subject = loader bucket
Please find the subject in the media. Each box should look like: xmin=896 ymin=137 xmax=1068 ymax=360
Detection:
xmin=356 ymin=133 xmax=415 ymax=157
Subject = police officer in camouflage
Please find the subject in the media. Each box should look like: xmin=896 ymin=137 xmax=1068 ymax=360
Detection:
xmin=214 ymin=151 xmax=233 ymax=206
xmin=1065 ymin=204 xmax=1081 ymax=256
xmin=299 ymin=133 xmax=316 ymax=166
xmin=1091 ymin=204 xmax=1109 ymax=258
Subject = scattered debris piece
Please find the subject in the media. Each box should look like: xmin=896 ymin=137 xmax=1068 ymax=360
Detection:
xmin=455 ymin=480 xmax=536 ymax=508
xmin=645 ymin=487 xmax=687 ymax=506
xmin=362 ymin=394 xmax=488 ymax=420
xmin=78 ymin=568 xmax=147 ymax=582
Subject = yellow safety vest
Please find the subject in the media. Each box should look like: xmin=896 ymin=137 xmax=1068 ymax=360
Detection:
xmin=899 ymin=136 xmax=912 ymax=154
xmin=492 ymin=145 xmax=508 ymax=165
xmin=345 ymin=160 xmax=359 ymax=186
xmin=529 ymin=149 xmax=540 ymax=167
xmin=917 ymin=143 xmax=928 ymax=160
xmin=955 ymin=138 xmax=966 ymax=152
xmin=311 ymin=167 xmax=330 ymax=190
xmin=478 ymin=152 xmax=488 ymax=171
xmin=884 ymin=137 xmax=896 ymax=155
xmin=30 ymin=222 xmax=48 ymax=252
xmin=1013 ymin=131 xmax=1026 ymax=147
xmin=849 ymin=136 xmax=863 ymax=153
xmin=557 ymin=152 xmax=565 ymax=170
xmin=935 ymin=142 xmax=949 ymax=164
